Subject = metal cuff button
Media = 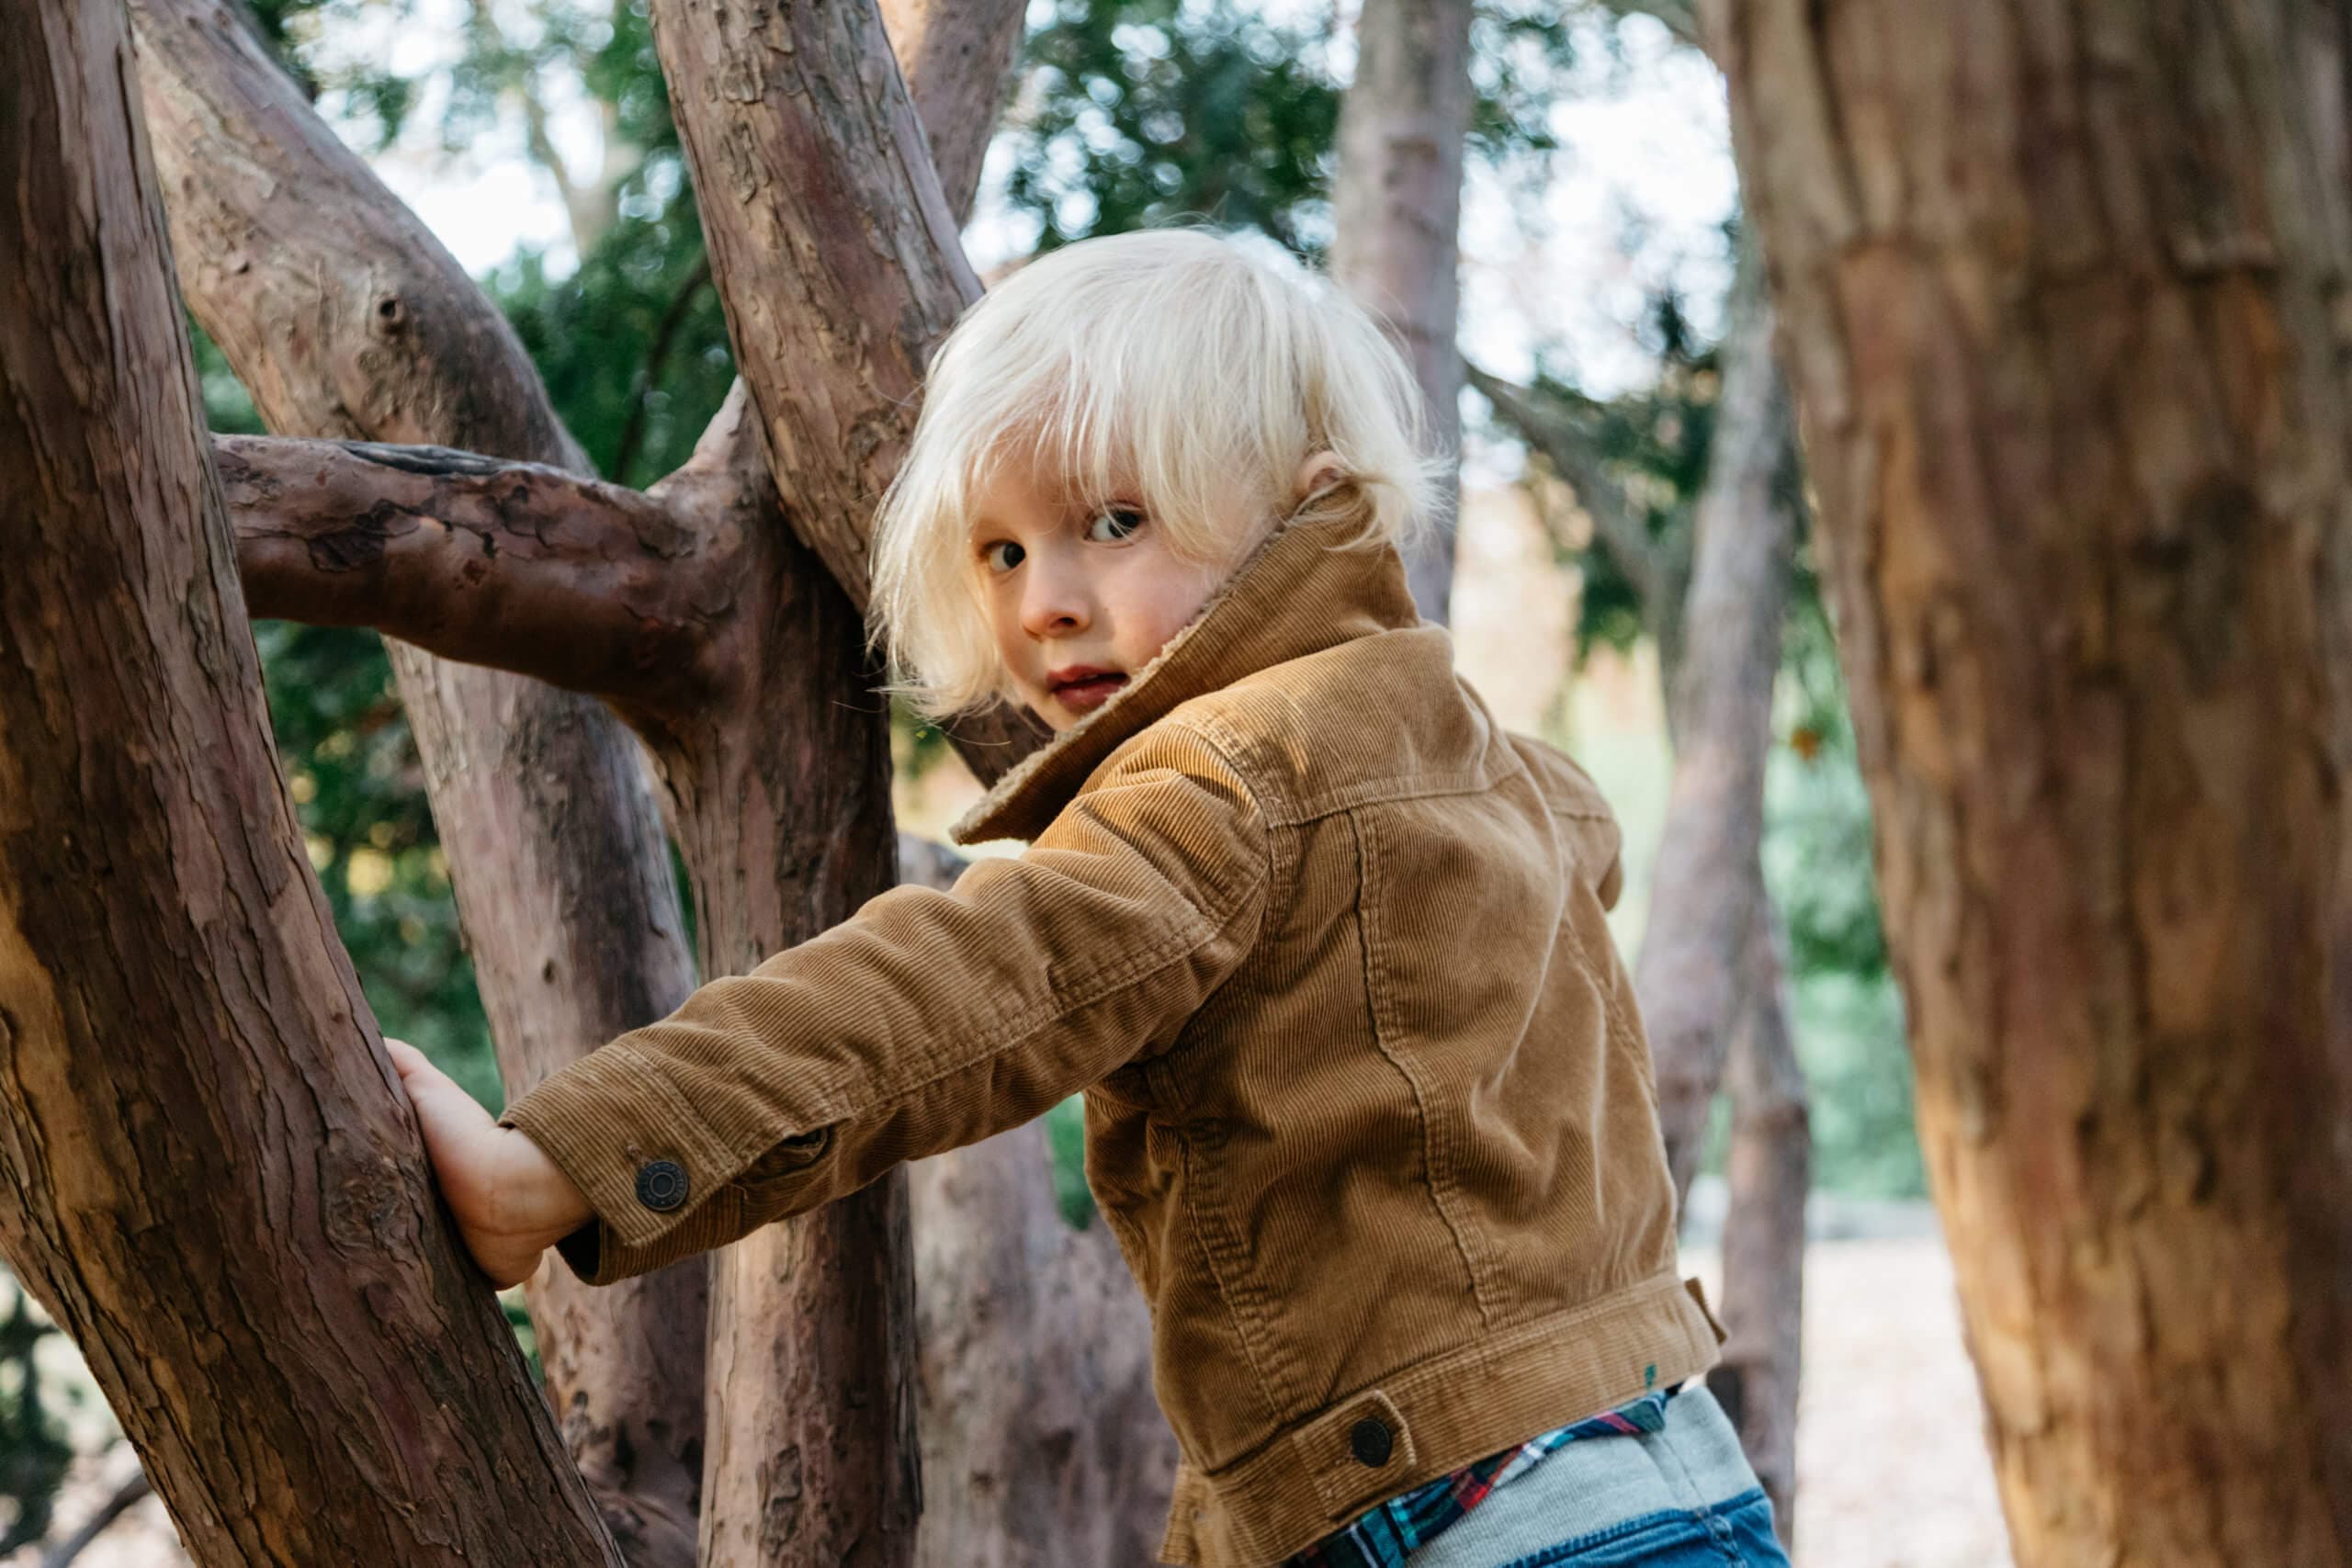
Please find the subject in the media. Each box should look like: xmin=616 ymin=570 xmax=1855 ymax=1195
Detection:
xmin=635 ymin=1159 xmax=689 ymax=1213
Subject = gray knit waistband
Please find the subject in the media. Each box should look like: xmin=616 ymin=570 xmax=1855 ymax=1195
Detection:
xmin=1400 ymin=1382 xmax=1762 ymax=1566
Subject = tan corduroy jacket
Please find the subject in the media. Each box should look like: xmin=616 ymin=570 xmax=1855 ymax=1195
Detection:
xmin=500 ymin=508 xmax=1725 ymax=1567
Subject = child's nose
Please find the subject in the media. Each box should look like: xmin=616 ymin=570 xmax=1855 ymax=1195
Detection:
xmin=1020 ymin=556 xmax=1092 ymax=638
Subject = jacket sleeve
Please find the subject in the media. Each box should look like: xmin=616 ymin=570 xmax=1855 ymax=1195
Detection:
xmin=496 ymin=721 xmax=1272 ymax=1285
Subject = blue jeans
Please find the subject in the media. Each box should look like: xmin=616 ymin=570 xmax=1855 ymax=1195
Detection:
xmin=1493 ymin=1488 xmax=1785 ymax=1566
xmin=1406 ymin=1385 xmax=1791 ymax=1567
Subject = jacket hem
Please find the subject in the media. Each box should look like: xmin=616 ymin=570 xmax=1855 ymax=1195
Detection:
xmin=1155 ymin=1268 xmax=1726 ymax=1567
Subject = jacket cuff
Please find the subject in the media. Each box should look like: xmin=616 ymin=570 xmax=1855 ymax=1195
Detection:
xmin=497 ymin=1042 xmax=821 ymax=1286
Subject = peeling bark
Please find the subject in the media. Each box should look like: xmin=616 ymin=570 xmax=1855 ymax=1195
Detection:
xmin=0 ymin=1 xmax=619 ymax=1555
xmin=220 ymin=435 xmax=723 ymax=704
xmin=1719 ymin=0 xmax=2352 ymax=1561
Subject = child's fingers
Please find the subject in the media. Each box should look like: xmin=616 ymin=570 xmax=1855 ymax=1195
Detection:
xmin=384 ymin=1036 xmax=439 ymax=1089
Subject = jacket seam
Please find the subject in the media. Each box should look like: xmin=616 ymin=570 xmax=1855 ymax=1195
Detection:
xmin=1346 ymin=808 xmax=1501 ymax=1330
xmin=1176 ymin=1122 xmax=1297 ymax=1441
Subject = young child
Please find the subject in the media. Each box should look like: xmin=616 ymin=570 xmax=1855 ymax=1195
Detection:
xmin=388 ymin=228 xmax=1790 ymax=1568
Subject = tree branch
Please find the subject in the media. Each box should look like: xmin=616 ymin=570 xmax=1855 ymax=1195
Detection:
xmin=221 ymin=435 xmax=732 ymax=702
xmin=1466 ymin=360 xmax=1674 ymax=611
xmin=40 ymin=1471 xmax=152 ymax=1568
xmin=876 ymin=0 xmax=1028 ymax=229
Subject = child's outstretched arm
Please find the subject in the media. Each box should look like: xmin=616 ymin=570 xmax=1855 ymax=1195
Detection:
xmin=385 ymin=1038 xmax=591 ymax=1287
xmin=484 ymin=721 xmax=1271 ymax=1287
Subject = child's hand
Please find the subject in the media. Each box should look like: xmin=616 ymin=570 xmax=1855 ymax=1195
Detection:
xmin=384 ymin=1038 xmax=594 ymax=1289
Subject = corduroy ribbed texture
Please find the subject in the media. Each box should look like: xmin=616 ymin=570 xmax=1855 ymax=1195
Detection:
xmin=499 ymin=513 xmax=1724 ymax=1567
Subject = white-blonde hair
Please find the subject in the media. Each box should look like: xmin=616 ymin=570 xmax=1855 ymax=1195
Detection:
xmin=867 ymin=225 xmax=1445 ymax=719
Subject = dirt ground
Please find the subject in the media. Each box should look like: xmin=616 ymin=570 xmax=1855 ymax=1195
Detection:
xmin=17 ymin=1225 xmax=2015 ymax=1568
xmin=1682 ymin=1234 xmax=2015 ymax=1568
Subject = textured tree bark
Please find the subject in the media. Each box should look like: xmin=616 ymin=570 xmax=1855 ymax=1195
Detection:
xmin=1331 ymin=0 xmax=1476 ymax=625
xmin=646 ymin=0 xmax=979 ymax=608
xmin=641 ymin=399 xmax=922 ymax=1568
xmin=130 ymin=3 xmax=707 ymax=1558
xmin=219 ymin=436 xmax=717 ymax=701
xmin=1719 ymin=1 xmax=2352 ymax=1561
xmin=1716 ymin=908 xmax=1807 ymax=1545
xmin=1634 ymin=269 xmax=1800 ymax=1202
xmin=0 ymin=2 xmax=619 ymax=1557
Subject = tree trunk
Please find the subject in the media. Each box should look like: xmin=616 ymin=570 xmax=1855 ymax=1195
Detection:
xmin=877 ymin=0 xmax=1028 ymax=231
xmin=1718 ymin=1 xmax=2352 ymax=1561
xmin=1716 ymin=906 xmax=1808 ymax=1547
xmin=0 ymin=1 xmax=617 ymax=1556
xmin=1331 ymin=0 xmax=1475 ymax=625
xmin=130 ymin=4 xmax=707 ymax=1557
xmin=1634 ymin=263 xmax=1800 ymax=1203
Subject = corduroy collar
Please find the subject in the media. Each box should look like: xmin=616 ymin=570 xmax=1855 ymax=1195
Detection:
xmin=948 ymin=510 xmax=1424 ymax=845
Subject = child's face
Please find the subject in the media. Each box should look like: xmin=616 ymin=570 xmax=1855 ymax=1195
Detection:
xmin=967 ymin=447 xmax=1242 ymax=731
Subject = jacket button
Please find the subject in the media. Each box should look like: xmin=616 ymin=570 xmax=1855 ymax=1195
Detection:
xmin=635 ymin=1159 xmax=689 ymax=1212
xmin=1349 ymin=1416 xmax=1394 ymax=1468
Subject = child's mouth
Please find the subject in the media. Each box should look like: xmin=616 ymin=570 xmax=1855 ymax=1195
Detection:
xmin=1053 ymin=673 xmax=1129 ymax=712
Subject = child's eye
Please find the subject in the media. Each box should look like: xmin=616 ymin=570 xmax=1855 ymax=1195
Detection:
xmin=981 ymin=539 xmax=1025 ymax=573
xmin=1085 ymin=505 xmax=1147 ymax=543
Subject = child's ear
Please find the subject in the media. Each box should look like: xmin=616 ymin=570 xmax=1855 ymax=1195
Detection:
xmin=1293 ymin=449 xmax=1344 ymax=500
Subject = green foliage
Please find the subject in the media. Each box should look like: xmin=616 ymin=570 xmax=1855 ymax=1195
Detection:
xmin=1001 ymin=0 xmax=1577 ymax=258
xmin=0 ymin=1285 xmax=74 ymax=1555
xmin=487 ymin=208 xmax=732 ymax=487
xmin=1045 ymin=1097 xmax=1096 ymax=1228
xmin=1763 ymin=597 xmax=1922 ymax=1197
xmin=1007 ymin=1 xmax=1344 ymax=254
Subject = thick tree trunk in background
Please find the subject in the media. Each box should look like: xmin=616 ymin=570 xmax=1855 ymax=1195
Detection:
xmin=0 ymin=2 xmax=618 ymax=1557
xmin=1716 ymin=908 xmax=1807 ymax=1543
xmin=1719 ymin=1 xmax=2352 ymax=1562
xmin=130 ymin=4 xmax=707 ymax=1557
xmin=1331 ymin=0 xmax=1475 ymax=625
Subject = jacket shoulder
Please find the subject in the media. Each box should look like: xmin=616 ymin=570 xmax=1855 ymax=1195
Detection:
xmin=1503 ymin=732 xmax=1628 ymax=911
xmin=1162 ymin=628 xmax=1512 ymax=824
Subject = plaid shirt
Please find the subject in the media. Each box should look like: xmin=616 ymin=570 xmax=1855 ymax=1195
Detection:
xmin=1288 ymin=1387 xmax=1678 ymax=1568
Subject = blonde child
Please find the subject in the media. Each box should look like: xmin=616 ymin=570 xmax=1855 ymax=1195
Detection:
xmin=389 ymin=228 xmax=1790 ymax=1568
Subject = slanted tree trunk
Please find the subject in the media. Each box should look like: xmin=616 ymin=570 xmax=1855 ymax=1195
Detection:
xmin=1718 ymin=1 xmax=2352 ymax=1561
xmin=1331 ymin=0 xmax=1476 ymax=625
xmin=131 ymin=3 xmax=706 ymax=1555
xmin=0 ymin=1 xmax=617 ymax=1557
